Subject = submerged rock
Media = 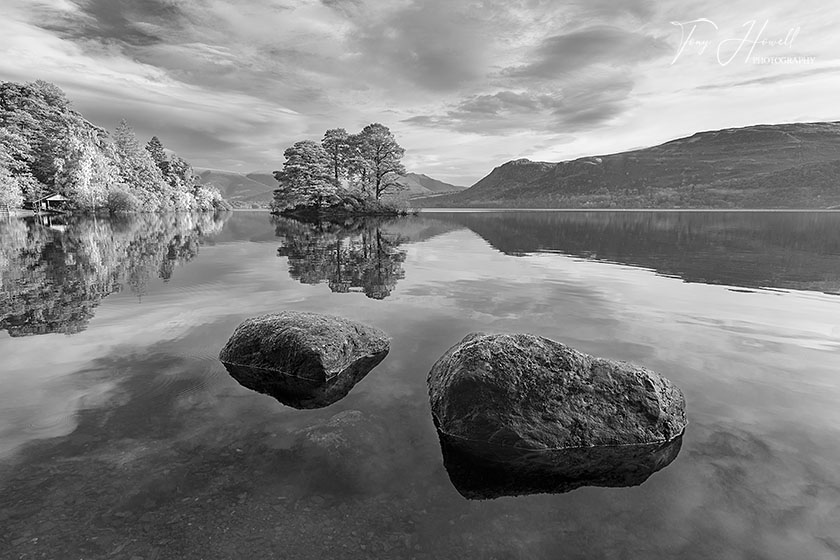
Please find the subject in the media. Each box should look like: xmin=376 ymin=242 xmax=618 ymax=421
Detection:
xmin=294 ymin=410 xmax=385 ymax=458
xmin=428 ymin=333 xmax=686 ymax=497
xmin=428 ymin=333 xmax=686 ymax=449
xmin=438 ymin=431 xmax=683 ymax=499
xmin=293 ymin=410 xmax=392 ymax=491
xmin=219 ymin=312 xmax=390 ymax=409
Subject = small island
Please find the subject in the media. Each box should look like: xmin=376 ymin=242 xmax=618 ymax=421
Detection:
xmin=270 ymin=124 xmax=411 ymax=219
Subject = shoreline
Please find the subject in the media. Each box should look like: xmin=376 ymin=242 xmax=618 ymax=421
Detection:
xmin=418 ymin=207 xmax=840 ymax=213
xmin=4 ymin=207 xmax=838 ymax=220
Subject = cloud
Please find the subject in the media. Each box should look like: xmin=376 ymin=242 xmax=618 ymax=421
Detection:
xmin=395 ymin=21 xmax=664 ymax=136
xmin=320 ymin=0 xmax=499 ymax=92
xmin=1 ymin=0 xmax=839 ymax=184
xmin=504 ymin=26 xmax=670 ymax=79
xmin=35 ymin=0 xmax=189 ymax=47
xmin=693 ymin=66 xmax=840 ymax=91
xmin=403 ymin=73 xmax=635 ymax=134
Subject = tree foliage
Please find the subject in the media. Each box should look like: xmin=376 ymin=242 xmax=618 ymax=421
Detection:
xmin=272 ymin=140 xmax=338 ymax=210
xmin=0 ymin=167 xmax=25 ymax=211
xmin=54 ymin=132 xmax=121 ymax=210
xmin=357 ymin=123 xmax=406 ymax=200
xmin=0 ymin=80 xmax=229 ymax=213
xmin=322 ymin=128 xmax=350 ymax=187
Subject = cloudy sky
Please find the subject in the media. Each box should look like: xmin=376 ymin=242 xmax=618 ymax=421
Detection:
xmin=1 ymin=0 xmax=838 ymax=185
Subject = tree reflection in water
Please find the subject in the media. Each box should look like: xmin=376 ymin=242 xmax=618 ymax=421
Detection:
xmin=0 ymin=213 xmax=228 ymax=337
xmin=274 ymin=217 xmax=407 ymax=300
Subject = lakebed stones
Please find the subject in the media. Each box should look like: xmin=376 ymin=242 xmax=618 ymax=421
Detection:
xmin=293 ymin=410 xmax=391 ymax=489
xmin=427 ymin=332 xmax=687 ymax=498
xmin=219 ymin=312 xmax=390 ymax=409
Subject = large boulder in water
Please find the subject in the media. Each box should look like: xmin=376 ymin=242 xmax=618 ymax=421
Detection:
xmin=219 ymin=312 xmax=390 ymax=409
xmin=428 ymin=333 xmax=686 ymax=498
xmin=428 ymin=333 xmax=686 ymax=450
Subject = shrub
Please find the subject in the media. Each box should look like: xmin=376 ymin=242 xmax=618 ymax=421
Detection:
xmin=106 ymin=187 xmax=141 ymax=213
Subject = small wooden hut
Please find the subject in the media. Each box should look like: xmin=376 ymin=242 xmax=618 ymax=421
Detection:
xmin=34 ymin=193 xmax=70 ymax=213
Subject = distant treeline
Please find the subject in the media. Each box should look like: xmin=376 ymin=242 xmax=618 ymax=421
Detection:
xmin=272 ymin=123 xmax=406 ymax=212
xmin=0 ymin=80 xmax=230 ymax=213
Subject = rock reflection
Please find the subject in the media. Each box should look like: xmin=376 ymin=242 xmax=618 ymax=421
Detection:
xmin=0 ymin=213 xmax=228 ymax=337
xmin=438 ymin=432 xmax=683 ymax=500
xmin=274 ymin=217 xmax=407 ymax=299
xmin=228 ymin=365 xmax=377 ymax=410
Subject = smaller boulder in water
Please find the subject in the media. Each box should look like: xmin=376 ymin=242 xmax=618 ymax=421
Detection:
xmin=219 ymin=311 xmax=390 ymax=409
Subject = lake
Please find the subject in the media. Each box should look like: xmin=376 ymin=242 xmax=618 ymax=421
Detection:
xmin=1 ymin=210 xmax=839 ymax=559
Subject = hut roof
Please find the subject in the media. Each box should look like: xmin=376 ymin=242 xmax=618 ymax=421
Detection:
xmin=34 ymin=193 xmax=69 ymax=202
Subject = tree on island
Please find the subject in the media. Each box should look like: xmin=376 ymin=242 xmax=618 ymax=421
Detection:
xmin=322 ymin=128 xmax=350 ymax=187
xmin=357 ymin=123 xmax=406 ymax=200
xmin=271 ymin=123 xmax=407 ymax=213
xmin=273 ymin=140 xmax=338 ymax=208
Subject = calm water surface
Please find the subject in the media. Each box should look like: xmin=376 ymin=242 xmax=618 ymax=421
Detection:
xmin=1 ymin=210 xmax=839 ymax=559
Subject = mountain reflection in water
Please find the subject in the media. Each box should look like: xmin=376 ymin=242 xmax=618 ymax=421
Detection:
xmin=428 ymin=210 xmax=840 ymax=294
xmin=4 ymin=211 xmax=837 ymax=340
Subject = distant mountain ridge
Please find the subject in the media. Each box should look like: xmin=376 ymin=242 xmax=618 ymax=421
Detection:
xmin=418 ymin=122 xmax=840 ymax=209
xmin=195 ymin=168 xmax=275 ymax=206
xmin=196 ymin=168 xmax=464 ymax=206
xmin=394 ymin=173 xmax=466 ymax=198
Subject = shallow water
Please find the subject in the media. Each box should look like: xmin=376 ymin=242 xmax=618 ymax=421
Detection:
xmin=1 ymin=210 xmax=839 ymax=559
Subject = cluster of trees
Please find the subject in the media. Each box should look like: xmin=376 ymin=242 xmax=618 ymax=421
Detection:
xmin=272 ymin=123 xmax=406 ymax=211
xmin=0 ymin=80 xmax=229 ymax=213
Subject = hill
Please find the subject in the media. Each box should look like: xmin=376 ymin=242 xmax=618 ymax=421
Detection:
xmin=418 ymin=122 xmax=840 ymax=209
xmin=394 ymin=173 xmax=466 ymax=198
xmin=194 ymin=168 xmax=275 ymax=207
xmin=245 ymin=172 xmax=278 ymax=188
xmin=196 ymin=168 xmax=463 ymax=207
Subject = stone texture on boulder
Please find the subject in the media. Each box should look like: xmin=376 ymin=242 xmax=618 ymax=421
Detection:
xmin=219 ymin=312 xmax=390 ymax=409
xmin=428 ymin=333 xmax=686 ymax=450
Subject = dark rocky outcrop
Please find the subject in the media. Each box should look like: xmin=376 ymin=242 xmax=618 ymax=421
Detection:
xmin=219 ymin=312 xmax=390 ymax=409
xmin=428 ymin=333 xmax=686 ymax=498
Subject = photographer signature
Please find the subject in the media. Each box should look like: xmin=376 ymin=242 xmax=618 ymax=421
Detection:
xmin=671 ymin=19 xmax=800 ymax=65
